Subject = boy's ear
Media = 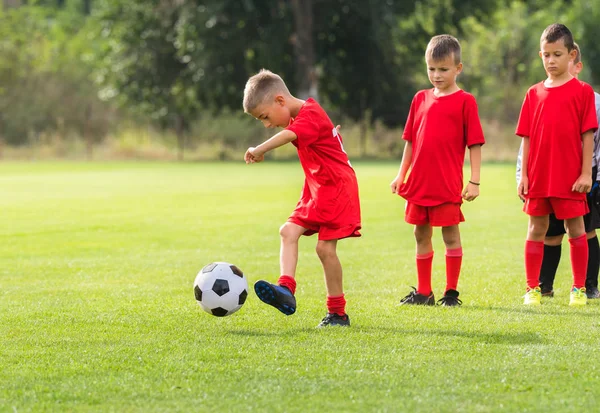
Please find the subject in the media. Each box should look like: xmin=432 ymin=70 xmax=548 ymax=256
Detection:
xmin=274 ymin=94 xmax=286 ymax=106
xmin=456 ymin=62 xmax=463 ymax=74
xmin=538 ymin=50 xmax=543 ymax=59
xmin=568 ymin=48 xmax=577 ymax=62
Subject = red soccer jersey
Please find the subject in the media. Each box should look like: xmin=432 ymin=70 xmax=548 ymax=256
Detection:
xmin=285 ymin=98 xmax=361 ymax=239
xmin=516 ymin=78 xmax=598 ymax=200
xmin=398 ymin=89 xmax=485 ymax=206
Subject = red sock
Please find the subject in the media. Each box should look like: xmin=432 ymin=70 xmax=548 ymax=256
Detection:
xmin=525 ymin=240 xmax=544 ymax=289
xmin=416 ymin=251 xmax=433 ymax=296
xmin=277 ymin=275 xmax=296 ymax=295
xmin=445 ymin=247 xmax=463 ymax=292
xmin=326 ymin=294 xmax=346 ymax=316
xmin=569 ymin=234 xmax=588 ymax=289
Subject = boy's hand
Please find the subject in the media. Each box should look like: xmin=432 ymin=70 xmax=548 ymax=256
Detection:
xmin=390 ymin=176 xmax=403 ymax=194
xmin=518 ymin=177 xmax=528 ymax=201
xmin=244 ymin=147 xmax=265 ymax=164
xmin=572 ymin=174 xmax=592 ymax=193
xmin=462 ymin=182 xmax=479 ymax=202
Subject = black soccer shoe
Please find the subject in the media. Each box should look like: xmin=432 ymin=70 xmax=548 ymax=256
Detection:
xmin=399 ymin=287 xmax=435 ymax=306
xmin=254 ymin=280 xmax=296 ymax=315
xmin=436 ymin=289 xmax=462 ymax=307
xmin=317 ymin=313 xmax=350 ymax=328
xmin=586 ymin=287 xmax=600 ymax=299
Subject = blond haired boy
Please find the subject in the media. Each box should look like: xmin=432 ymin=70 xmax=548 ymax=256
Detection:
xmin=243 ymin=69 xmax=361 ymax=327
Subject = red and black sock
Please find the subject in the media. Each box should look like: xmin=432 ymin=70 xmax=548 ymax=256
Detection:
xmin=586 ymin=236 xmax=599 ymax=290
xmin=416 ymin=251 xmax=433 ymax=296
xmin=525 ymin=240 xmax=544 ymax=289
xmin=326 ymin=294 xmax=346 ymax=316
xmin=445 ymin=247 xmax=463 ymax=293
xmin=277 ymin=275 xmax=296 ymax=295
xmin=539 ymin=244 xmax=561 ymax=292
xmin=569 ymin=234 xmax=588 ymax=289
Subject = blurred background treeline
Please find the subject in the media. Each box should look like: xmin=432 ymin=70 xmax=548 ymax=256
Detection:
xmin=0 ymin=0 xmax=598 ymax=161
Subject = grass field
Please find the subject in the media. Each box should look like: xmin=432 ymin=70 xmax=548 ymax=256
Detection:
xmin=2 ymin=161 xmax=600 ymax=412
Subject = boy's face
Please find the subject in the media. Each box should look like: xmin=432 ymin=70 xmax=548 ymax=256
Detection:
xmin=426 ymin=54 xmax=462 ymax=92
xmin=539 ymin=39 xmax=576 ymax=77
xmin=249 ymin=95 xmax=291 ymax=129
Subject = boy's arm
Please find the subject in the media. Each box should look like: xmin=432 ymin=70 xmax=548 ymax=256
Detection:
xmin=245 ymin=130 xmax=297 ymax=164
xmin=390 ymin=141 xmax=412 ymax=194
xmin=518 ymin=137 xmax=530 ymax=200
xmin=462 ymin=144 xmax=481 ymax=201
xmin=573 ymin=130 xmax=594 ymax=192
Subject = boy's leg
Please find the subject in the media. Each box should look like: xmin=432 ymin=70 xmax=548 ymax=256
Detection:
xmin=415 ymin=223 xmax=434 ymax=296
xmin=538 ymin=213 xmax=564 ymax=295
xmin=254 ymin=222 xmax=306 ymax=315
xmin=586 ymin=231 xmax=600 ymax=297
xmin=564 ymin=216 xmax=587 ymax=290
xmin=539 ymin=235 xmax=563 ymax=296
xmin=524 ymin=214 xmax=549 ymax=305
xmin=441 ymin=224 xmax=462 ymax=293
xmin=315 ymin=239 xmax=350 ymax=327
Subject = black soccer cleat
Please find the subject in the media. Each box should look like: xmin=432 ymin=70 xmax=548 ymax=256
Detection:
xmin=436 ymin=289 xmax=462 ymax=306
xmin=317 ymin=313 xmax=350 ymax=328
xmin=254 ymin=280 xmax=296 ymax=315
xmin=399 ymin=287 xmax=435 ymax=306
xmin=586 ymin=287 xmax=600 ymax=299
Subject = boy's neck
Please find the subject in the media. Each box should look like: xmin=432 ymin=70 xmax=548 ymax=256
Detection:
xmin=288 ymin=96 xmax=306 ymax=118
xmin=544 ymin=72 xmax=574 ymax=88
xmin=433 ymin=84 xmax=461 ymax=97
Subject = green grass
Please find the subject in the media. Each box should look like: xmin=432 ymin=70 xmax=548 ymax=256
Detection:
xmin=1 ymin=161 xmax=599 ymax=412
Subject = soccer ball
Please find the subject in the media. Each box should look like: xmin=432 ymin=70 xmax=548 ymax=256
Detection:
xmin=193 ymin=262 xmax=248 ymax=317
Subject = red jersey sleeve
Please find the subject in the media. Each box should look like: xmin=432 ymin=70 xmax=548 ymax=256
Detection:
xmin=515 ymin=91 xmax=531 ymax=138
xmin=286 ymin=110 xmax=319 ymax=148
xmin=401 ymin=96 xmax=417 ymax=142
xmin=581 ymin=84 xmax=599 ymax=134
xmin=464 ymin=94 xmax=485 ymax=147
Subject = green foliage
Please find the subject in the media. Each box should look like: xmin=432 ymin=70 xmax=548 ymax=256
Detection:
xmin=0 ymin=4 xmax=109 ymax=145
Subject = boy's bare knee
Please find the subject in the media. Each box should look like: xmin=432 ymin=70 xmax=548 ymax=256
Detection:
xmin=316 ymin=241 xmax=336 ymax=261
xmin=279 ymin=222 xmax=300 ymax=242
xmin=413 ymin=226 xmax=432 ymax=244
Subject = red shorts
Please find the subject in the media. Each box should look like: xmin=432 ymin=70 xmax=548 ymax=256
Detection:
xmin=524 ymin=197 xmax=589 ymax=220
xmin=404 ymin=202 xmax=464 ymax=227
xmin=288 ymin=216 xmax=361 ymax=241
xmin=288 ymin=192 xmax=361 ymax=241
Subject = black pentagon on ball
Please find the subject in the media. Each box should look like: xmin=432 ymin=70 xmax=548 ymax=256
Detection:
xmin=211 ymin=307 xmax=228 ymax=317
xmin=194 ymin=285 xmax=202 ymax=301
xmin=201 ymin=263 xmax=218 ymax=273
xmin=230 ymin=265 xmax=244 ymax=278
xmin=238 ymin=289 xmax=248 ymax=305
xmin=212 ymin=279 xmax=230 ymax=296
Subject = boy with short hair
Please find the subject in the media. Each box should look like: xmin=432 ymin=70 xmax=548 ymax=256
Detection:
xmin=242 ymin=69 xmax=361 ymax=327
xmin=390 ymin=34 xmax=485 ymax=306
xmin=516 ymin=24 xmax=598 ymax=306
xmin=515 ymin=42 xmax=600 ymax=299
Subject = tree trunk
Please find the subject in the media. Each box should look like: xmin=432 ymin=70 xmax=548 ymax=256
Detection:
xmin=175 ymin=114 xmax=185 ymax=161
xmin=290 ymin=0 xmax=318 ymax=100
xmin=3 ymin=0 xmax=21 ymax=8
xmin=0 ymin=113 xmax=4 ymax=160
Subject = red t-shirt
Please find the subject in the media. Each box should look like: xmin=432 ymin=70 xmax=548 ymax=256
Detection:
xmin=516 ymin=78 xmax=598 ymax=200
xmin=285 ymin=98 xmax=361 ymax=235
xmin=399 ymin=89 xmax=485 ymax=206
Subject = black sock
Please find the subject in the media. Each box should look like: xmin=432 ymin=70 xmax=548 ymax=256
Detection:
xmin=539 ymin=244 xmax=561 ymax=293
xmin=586 ymin=236 xmax=600 ymax=290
